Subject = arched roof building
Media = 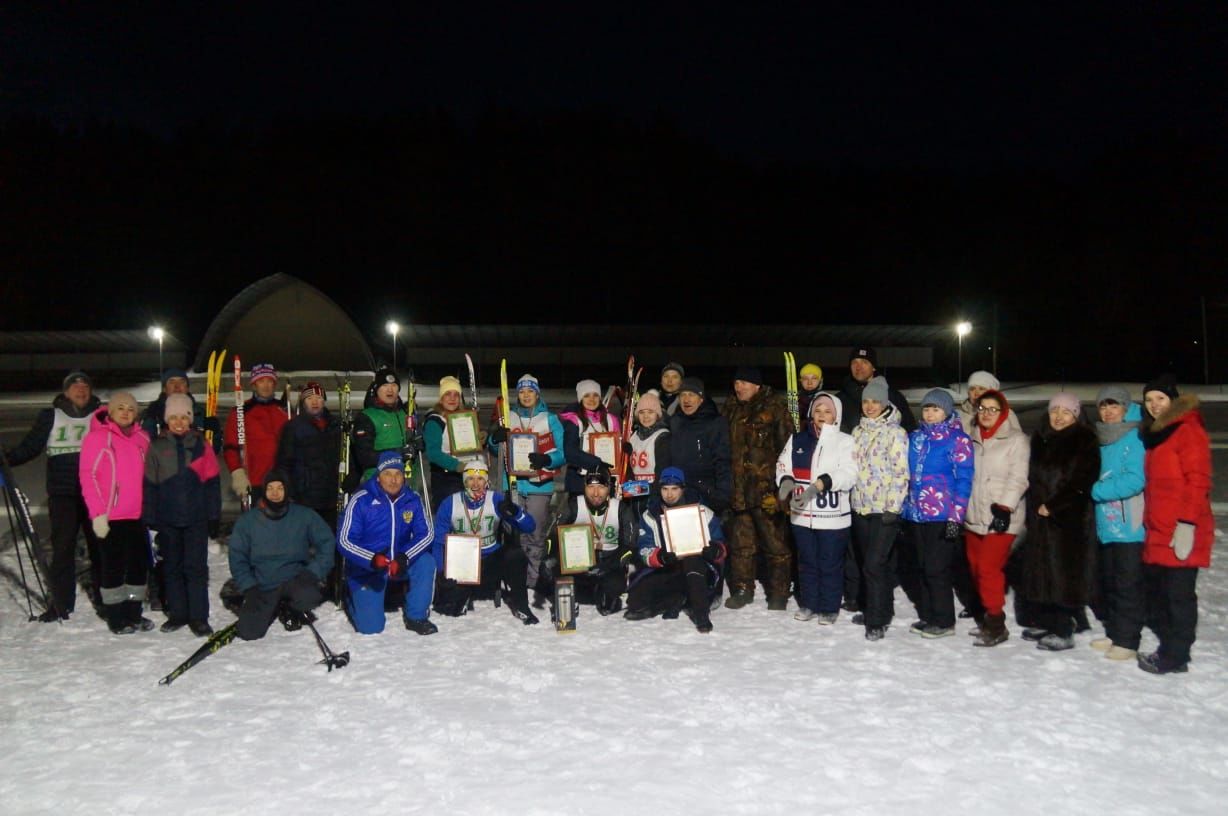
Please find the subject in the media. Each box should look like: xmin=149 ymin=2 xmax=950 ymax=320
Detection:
xmin=192 ymin=274 xmax=374 ymax=373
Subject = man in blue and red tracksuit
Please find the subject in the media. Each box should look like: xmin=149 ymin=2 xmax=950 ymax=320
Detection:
xmin=337 ymin=451 xmax=437 ymax=635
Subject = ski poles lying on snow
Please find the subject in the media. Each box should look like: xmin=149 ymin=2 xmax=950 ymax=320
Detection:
xmin=158 ymin=607 xmax=349 ymax=686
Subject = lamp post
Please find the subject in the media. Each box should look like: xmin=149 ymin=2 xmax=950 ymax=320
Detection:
xmin=148 ymin=326 xmax=165 ymax=383
xmin=386 ymin=321 xmax=400 ymax=373
xmin=956 ymin=321 xmax=972 ymax=394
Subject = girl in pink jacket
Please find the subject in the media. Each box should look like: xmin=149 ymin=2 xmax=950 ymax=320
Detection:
xmin=79 ymin=392 xmax=152 ymax=634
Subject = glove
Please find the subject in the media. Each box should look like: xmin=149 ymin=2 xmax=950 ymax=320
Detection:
xmin=988 ymin=504 xmax=1012 ymax=534
xmin=370 ymin=553 xmax=391 ymax=573
xmin=1171 ymin=521 xmax=1196 ymax=561
xmin=498 ymin=494 xmax=519 ymax=520
xmin=701 ymin=543 xmax=721 ymax=563
xmin=881 ymin=511 xmax=900 ymax=526
xmin=207 ymin=519 xmax=220 ymax=539
xmin=760 ymin=494 xmax=779 ymax=514
xmin=527 ymin=452 xmax=551 ymax=469
xmin=656 ymin=548 xmax=678 ymax=568
xmin=389 ymin=552 xmax=409 ymax=578
xmin=488 ymin=426 xmax=508 ymax=445
xmin=944 ymin=520 xmax=962 ymax=541
xmin=91 ymin=514 xmax=110 ymax=539
xmin=777 ymin=478 xmax=797 ymax=504
xmin=402 ymin=433 xmax=424 ymax=459
xmin=622 ymin=440 xmax=634 ymax=455
xmin=815 ymin=474 xmax=833 ymax=493
xmin=230 ymin=467 xmax=250 ymax=498
xmin=791 ymin=483 xmax=819 ymax=513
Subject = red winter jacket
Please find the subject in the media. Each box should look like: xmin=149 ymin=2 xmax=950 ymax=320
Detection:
xmin=1141 ymin=396 xmax=1214 ymax=568
xmin=223 ymin=398 xmax=289 ymax=488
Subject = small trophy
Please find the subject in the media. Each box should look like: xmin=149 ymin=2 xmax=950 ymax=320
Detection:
xmin=554 ymin=577 xmax=577 ymax=633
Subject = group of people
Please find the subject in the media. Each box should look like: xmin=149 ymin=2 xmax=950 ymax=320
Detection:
xmin=5 ymin=350 xmax=1213 ymax=674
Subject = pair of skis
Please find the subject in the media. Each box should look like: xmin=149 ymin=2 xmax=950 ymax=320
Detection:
xmin=158 ymin=610 xmax=349 ymax=686
xmin=620 ymin=355 xmax=643 ymax=483
xmin=204 ymin=349 xmax=227 ymax=446
xmin=783 ymin=351 xmax=800 ymax=432
xmin=232 ymin=355 xmax=251 ymax=511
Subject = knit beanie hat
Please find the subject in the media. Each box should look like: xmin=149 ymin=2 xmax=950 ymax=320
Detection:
xmin=1095 ymin=385 xmax=1131 ymax=407
xmin=439 ymin=376 xmax=463 ymax=397
xmin=659 ymin=466 xmax=686 ymax=486
xmin=862 ymin=376 xmax=889 ymax=404
xmin=576 ymin=379 xmax=602 ymax=401
xmin=516 ymin=374 xmax=540 ymax=394
xmin=377 ymin=451 xmax=404 ymax=473
xmin=733 ymin=366 xmax=763 ymax=386
xmin=679 ymin=377 xmax=705 ymax=396
xmin=1048 ymin=392 xmax=1082 ymax=417
xmin=635 ymin=391 xmax=663 ymax=419
xmin=299 ymin=381 xmax=325 ymax=403
xmin=373 ymin=368 xmax=399 ymax=388
xmin=164 ymin=393 xmax=194 ymax=419
xmin=800 ymin=363 xmax=823 ymax=381
xmin=849 ymin=346 xmax=877 ymax=367
xmin=921 ymin=388 xmax=956 ymax=419
xmin=661 ymin=362 xmax=685 ymax=378
xmin=162 ymin=367 xmax=188 ymax=387
xmin=108 ymin=391 xmax=139 ymax=412
xmin=63 ymin=370 xmax=91 ymax=390
xmin=250 ymin=363 xmax=277 ymax=384
xmin=967 ymin=370 xmax=1000 ymax=391
xmin=1143 ymin=373 xmax=1179 ymax=400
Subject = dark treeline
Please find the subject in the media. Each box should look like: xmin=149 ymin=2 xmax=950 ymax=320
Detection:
xmin=1 ymin=109 xmax=1224 ymax=382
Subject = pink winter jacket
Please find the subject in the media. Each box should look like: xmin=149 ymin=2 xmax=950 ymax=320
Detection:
xmin=79 ymin=407 xmax=151 ymax=521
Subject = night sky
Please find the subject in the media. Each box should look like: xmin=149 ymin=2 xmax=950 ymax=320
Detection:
xmin=2 ymin=4 xmax=1226 ymax=379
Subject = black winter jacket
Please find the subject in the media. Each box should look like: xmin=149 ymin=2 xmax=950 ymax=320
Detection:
xmin=276 ymin=410 xmax=343 ymax=511
xmin=667 ymin=399 xmax=732 ymax=514
xmin=4 ymin=394 xmax=101 ymax=496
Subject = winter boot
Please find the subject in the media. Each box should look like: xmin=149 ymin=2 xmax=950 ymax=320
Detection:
xmin=1020 ymin=627 xmax=1049 ymax=642
xmin=766 ymin=596 xmax=788 ymax=611
xmin=865 ymin=626 xmax=886 ymax=641
xmin=1105 ymin=645 xmax=1137 ymax=661
xmin=1090 ymin=637 xmax=1113 ymax=652
xmin=188 ymin=620 xmax=214 ymax=637
xmin=1137 ymin=651 xmax=1188 ymax=674
xmin=909 ymin=620 xmax=928 ymax=635
xmin=686 ymin=607 xmax=713 ymax=634
xmin=794 ymin=607 xmax=817 ymax=622
xmin=724 ymin=587 xmax=754 ymax=610
xmin=973 ymin=613 xmax=1009 ymax=647
xmin=1036 ymin=633 xmax=1074 ymax=651
xmin=404 ymin=617 xmax=439 ymax=636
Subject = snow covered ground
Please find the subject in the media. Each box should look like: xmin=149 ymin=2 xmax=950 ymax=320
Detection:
xmin=2 ymin=379 xmax=1227 ymax=815
xmin=1 ymin=526 xmax=1226 ymax=816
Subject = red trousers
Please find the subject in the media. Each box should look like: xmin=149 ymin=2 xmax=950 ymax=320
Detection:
xmin=964 ymin=530 xmax=1015 ymax=616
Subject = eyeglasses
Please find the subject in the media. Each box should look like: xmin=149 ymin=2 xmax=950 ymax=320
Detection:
xmin=976 ymin=406 xmax=1002 ymax=415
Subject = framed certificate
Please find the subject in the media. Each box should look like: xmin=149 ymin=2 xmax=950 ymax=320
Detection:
xmin=445 ymin=534 xmax=482 ymax=585
xmin=557 ymin=524 xmax=596 ymax=574
xmin=664 ymin=504 xmax=708 ymax=557
xmin=446 ymin=410 xmax=482 ymax=454
xmin=509 ymin=432 xmax=540 ymax=477
xmin=586 ymin=431 xmax=621 ymax=472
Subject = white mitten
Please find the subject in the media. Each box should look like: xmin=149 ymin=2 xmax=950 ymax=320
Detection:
xmin=230 ymin=467 xmax=250 ymax=498
xmin=1171 ymin=522 xmax=1195 ymax=561
xmin=92 ymin=514 xmax=110 ymax=539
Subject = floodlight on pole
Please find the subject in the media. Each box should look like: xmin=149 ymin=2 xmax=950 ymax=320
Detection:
xmin=386 ymin=321 xmax=400 ymax=373
xmin=956 ymin=321 xmax=972 ymax=393
xmin=148 ymin=326 xmax=165 ymax=383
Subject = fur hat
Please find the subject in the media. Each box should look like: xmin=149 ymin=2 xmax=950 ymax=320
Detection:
xmin=1143 ymin=373 xmax=1179 ymax=400
xmin=62 ymin=370 xmax=91 ymax=390
xmin=1048 ymin=392 xmax=1082 ymax=417
xmin=733 ymin=366 xmax=763 ymax=386
xmin=849 ymin=347 xmax=877 ymax=367
xmin=1095 ymin=385 xmax=1131 ymax=407
xmin=575 ymin=379 xmax=601 ymax=401
xmin=967 ymin=370 xmax=999 ymax=391
xmin=921 ymin=388 xmax=956 ymax=419
xmin=164 ymin=393 xmax=194 ymax=419
xmin=862 ymin=376 xmax=889 ymax=404
xmin=250 ymin=363 xmax=277 ymax=384
xmin=679 ymin=377 xmax=704 ymax=396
